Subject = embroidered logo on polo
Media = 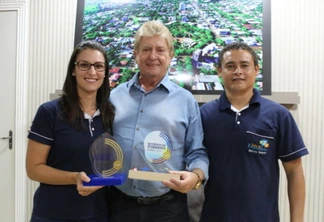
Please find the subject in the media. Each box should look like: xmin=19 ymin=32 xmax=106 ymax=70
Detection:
xmin=144 ymin=131 xmax=172 ymax=163
xmin=247 ymin=139 xmax=270 ymax=155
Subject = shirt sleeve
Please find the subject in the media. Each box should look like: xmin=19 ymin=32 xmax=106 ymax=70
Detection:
xmin=277 ymin=110 xmax=309 ymax=162
xmin=184 ymin=99 xmax=209 ymax=180
xmin=28 ymin=101 xmax=56 ymax=146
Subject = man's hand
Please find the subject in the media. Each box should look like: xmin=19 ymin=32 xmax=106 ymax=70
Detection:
xmin=162 ymin=170 xmax=200 ymax=193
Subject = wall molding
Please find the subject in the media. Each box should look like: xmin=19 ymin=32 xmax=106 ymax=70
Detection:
xmin=194 ymin=91 xmax=300 ymax=105
xmin=51 ymin=90 xmax=300 ymax=106
xmin=0 ymin=1 xmax=28 ymax=222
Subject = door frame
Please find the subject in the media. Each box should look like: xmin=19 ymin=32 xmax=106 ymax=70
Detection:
xmin=0 ymin=1 xmax=28 ymax=222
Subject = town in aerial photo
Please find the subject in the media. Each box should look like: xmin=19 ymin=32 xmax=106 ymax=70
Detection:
xmin=80 ymin=0 xmax=264 ymax=92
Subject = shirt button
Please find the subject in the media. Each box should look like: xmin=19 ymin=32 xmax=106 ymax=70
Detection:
xmin=237 ymin=121 xmax=240 ymax=124
xmin=136 ymin=127 xmax=139 ymax=131
xmin=92 ymin=127 xmax=95 ymax=131
xmin=140 ymin=110 xmax=143 ymax=113
xmin=238 ymin=113 xmax=241 ymax=116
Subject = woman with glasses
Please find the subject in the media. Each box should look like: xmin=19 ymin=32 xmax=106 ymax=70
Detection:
xmin=26 ymin=41 xmax=115 ymax=222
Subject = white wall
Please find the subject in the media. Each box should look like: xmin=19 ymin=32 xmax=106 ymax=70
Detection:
xmin=24 ymin=0 xmax=324 ymax=221
xmin=272 ymin=1 xmax=324 ymax=220
xmin=26 ymin=0 xmax=78 ymax=220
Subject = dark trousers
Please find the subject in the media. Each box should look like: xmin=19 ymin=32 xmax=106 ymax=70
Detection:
xmin=30 ymin=214 xmax=109 ymax=222
xmin=108 ymin=187 xmax=189 ymax=222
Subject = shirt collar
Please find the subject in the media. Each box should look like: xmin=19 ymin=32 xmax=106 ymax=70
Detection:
xmin=84 ymin=109 xmax=100 ymax=119
xmin=126 ymin=72 xmax=172 ymax=93
xmin=231 ymin=104 xmax=249 ymax=112
xmin=219 ymin=88 xmax=261 ymax=111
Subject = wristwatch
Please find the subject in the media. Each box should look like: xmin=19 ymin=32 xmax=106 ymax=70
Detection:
xmin=192 ymin=171 xmax=202 ymax=190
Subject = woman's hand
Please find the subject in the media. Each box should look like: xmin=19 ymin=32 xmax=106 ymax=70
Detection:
xmin=76 ymin=171 xmax=104 ymax=196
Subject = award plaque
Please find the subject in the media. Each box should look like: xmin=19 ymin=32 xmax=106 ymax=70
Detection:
xmin=83 ymin=133 xmax=126 ymax=186
xmin=127 ymin=131 xmax=180 ymax=182
xmin=128 ymin=169 xmax=180 ymax=181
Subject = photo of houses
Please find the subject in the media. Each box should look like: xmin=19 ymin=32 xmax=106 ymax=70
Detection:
xmin=80 ymin=0 xmax=264 ymax=92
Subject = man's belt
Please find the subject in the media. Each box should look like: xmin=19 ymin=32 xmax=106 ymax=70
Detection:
xmin=118 ymin=189 xmax=176 ymax=205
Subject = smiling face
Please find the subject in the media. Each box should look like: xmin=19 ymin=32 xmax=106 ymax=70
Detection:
xmin=218 ymin=49 xmax=259 ymax=95
xmin=74 ymin=48 xmax=106 ymax=96
xmin=134 ymin=35 xmax=173 ymax=85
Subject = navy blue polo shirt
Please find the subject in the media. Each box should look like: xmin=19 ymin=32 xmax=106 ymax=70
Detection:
xmin=28 ymin=99 xmax=109 ymax=220
xmin=200 ymin=89 xmax=308 ymax=222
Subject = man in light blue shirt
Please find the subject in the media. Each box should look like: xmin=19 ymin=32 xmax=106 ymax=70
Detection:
xmin=109 ymin=20 xmax=209 ymax=222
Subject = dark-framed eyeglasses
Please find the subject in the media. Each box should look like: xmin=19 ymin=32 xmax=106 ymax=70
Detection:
xmin=74 ymin=60 xmax=106 ymax=72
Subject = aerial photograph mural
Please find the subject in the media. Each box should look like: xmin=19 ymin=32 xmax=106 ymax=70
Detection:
xmin=79 ymin=0 xmax=264 ymax=92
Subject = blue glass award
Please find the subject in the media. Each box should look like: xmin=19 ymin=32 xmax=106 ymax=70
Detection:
xmin=83 ymin=133 xmax=126 ymax=186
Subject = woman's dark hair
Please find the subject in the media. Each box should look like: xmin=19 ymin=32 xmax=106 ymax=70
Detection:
xmin=60 ymin=40 xmax=115 ymax=133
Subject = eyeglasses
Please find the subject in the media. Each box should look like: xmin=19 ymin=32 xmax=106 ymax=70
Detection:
xmin=74 ymin=60 xmax=106 ymax=72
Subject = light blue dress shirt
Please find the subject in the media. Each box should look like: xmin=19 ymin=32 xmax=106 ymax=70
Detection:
xmin=110 ymin=72 xmax=209 ymax=197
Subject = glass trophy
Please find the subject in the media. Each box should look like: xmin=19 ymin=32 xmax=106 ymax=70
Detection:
xmin=83 ymin=133 xmax=126 ymax=186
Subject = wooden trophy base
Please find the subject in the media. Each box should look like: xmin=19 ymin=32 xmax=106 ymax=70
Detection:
xmin=128 ymin=170 xmax=180 ymax=181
